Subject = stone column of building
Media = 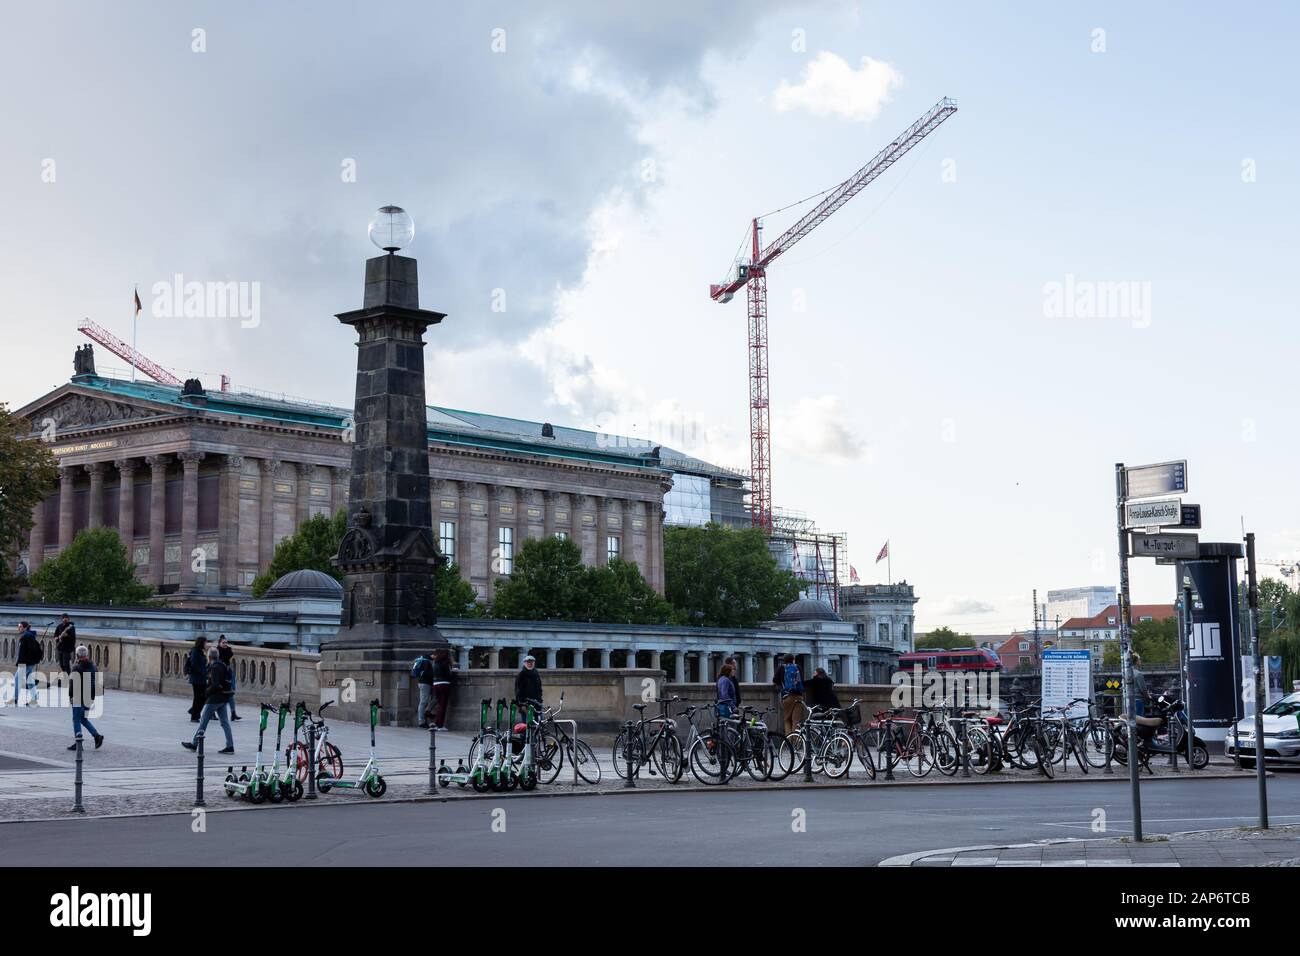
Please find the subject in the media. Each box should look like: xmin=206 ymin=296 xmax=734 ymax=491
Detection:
xmin=488 ymin=647 xmax=501 ymax=669
xmin=85 ymin=462 xmax=106 ymax=528
xmin=595 ymin=496 xmax=609 ymax=565
xmin=57 ymin=466 xmax=76 ymax=551
xmin=27 ymin=500 xmax=44 ymax=575
xmin=648 ymin=649 xmax=661 ymax=672
xmin=643 ymin=500 xmax=664 ymax=593
xmin=485 ymin=484 xmax=502 ymax=602
xmin=542 ymin=490 xmax=556 ymax=538
xmin=576 ymin=495 xmax=597 ymax=565
xmin=572 ymin=648 xmax=585 ymax=669
xmin=742 ymin=653 xmax=754 ymax=684
xmin=673 ymin=651 xmax=684 ymax=682
xmin=258 ymin=458 xmax=280 ymax=572
xmin=329 ymin=465 xmax=349 ymax=517
xmin=145 ymin=455 xmax=168 ymax=587
xmin=294 ymin=462 xmax=312 ymax=530
xmin=219 ymin=455 xmax=244 ymax=592
xmin=599 ymin=647 xmax=611 ymax=668
xmin=115 ymin=458 xmax=137 ymax=547
xmin=178 ymin=451 xmax=204 ymax=591
xmin=459 ymin=482 xmax=482 ymax=598
xmin=545 ymin=647 xmax=557 ymax=668
xmin=520 ymin=489 xmax=543 ymax=541
xmin=456 ymin=646 xmax=469 ymax=670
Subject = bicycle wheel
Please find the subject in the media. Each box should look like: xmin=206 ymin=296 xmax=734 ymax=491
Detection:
xmin=932 ymin=729 xmax=960 ymax=777
xmin=535 ymin=729 xmax=563 ymax=785
xmin=768 ymin=732 xmax=796 ymax=781
xmin=320 ymin=742 xmax=344 ymax=780
xmin=688 ymin=733 xmax=731 ymax=785
xmin=1032 ymin=735 xmax=1053 ymax=779
xmin=611 ymin=729 xmax=644 ymax=779
xmin=904 ymin=732 xmax=937 ymax=778
xmin=1080 ymin=721 xmax=1114 ymax=768
xmin=742 ymin=731 xmax=770 ymax=782
xmin=852 ymin=731 xmax=876 ymax=779
xmin=966 ymin=726 xmax=995 ymax=775
xmin=654 ymin=732 xmax=684 ymax=783
xmin=861 ymin=726 xmax=895 ymax=777
xmin=570 ymin=739 xmax=602 ymax=784
xmin=821 ymin=730 xmax=854 ymax=779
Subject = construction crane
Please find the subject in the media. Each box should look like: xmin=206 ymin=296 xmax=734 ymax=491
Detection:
xmin=77 ymin=317 xmax=184 ymax=387
xmin=709 ymin=96 xmax=958 ymax=531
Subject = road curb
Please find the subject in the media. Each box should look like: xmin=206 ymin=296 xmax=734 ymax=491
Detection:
xmin=878 ymin=836 xmax=1096 ymax=867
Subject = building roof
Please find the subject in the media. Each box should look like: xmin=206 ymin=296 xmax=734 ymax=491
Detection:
xmin=57 ymin=374 xmax=738 ymax=479
xmin=775 ymin=598 xmax=842 ymax=623
xmin=263 ymin=569 xmax=344 ymax=600
xmin=1059 ymin=604 xmax=1176 ymax=631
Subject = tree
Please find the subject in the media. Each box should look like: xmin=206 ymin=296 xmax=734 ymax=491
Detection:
xmin=0 ymin=405 xmax=58 ymax=597
xmin=916 ymin=626 xmax=971 ymax=650
xmin=251 ymin=507 xmax=481 ymax=618
xmin=28 ymin=527 xmax=153 ymax=605
xmin=1101 ymin=616 xmax=1178 ymax=669
xmin=663 ymin=523 xmax=802 ymax=628
xmin=490 ymin=536 xmax=671 ymax=624
xmin=250 ymin=510 xmax=348 ymax=597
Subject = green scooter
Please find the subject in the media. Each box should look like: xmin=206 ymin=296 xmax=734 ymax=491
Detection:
xmin=490 ymin=699 xmax=517 ymax=792
xmin=466 ymin=698 xmax=496 ymax=793
xmin=514 ymin=701 xmax=538 ymax=791
xmin=316 ymin=699 xmax=387 ymax=798
xmin=267 ymin=701 xmax=303 ymax=802
xmin=223 ymin=704 xmax=272 ymax=803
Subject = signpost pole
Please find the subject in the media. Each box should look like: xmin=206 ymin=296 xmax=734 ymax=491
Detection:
xmin=1116 ymin=463 xmax=1143 ymax=842
xmin=1245 ymin=532 xmax=1268 ymax=829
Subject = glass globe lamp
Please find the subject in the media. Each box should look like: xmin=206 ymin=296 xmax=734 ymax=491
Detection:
xmin=368 ymin=205 xmax=415 ymax=253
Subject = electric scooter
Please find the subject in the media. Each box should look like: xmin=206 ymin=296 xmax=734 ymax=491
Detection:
xmin=316 ymin=699 xmax=387 ymax=798
xmin=513 ymin=701 xmax=538 ymax=791
xmin=223 ymin=704 xmax=272 ymax=802
xmin=266 ymin=701 xmax=304 ymax=802
xmin=490 ymin=699 xmax=517 ymax=792
xmin=466 ymin=698 xmax=496 ymax=792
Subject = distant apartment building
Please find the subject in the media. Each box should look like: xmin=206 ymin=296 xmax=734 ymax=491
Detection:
xmin=1045 ymin=586 xmax=1115 ymax=629
xmin=994 ymin=633 xmax=1041 ymax=673
xmin=1056 ymin=603 xmax=1177 ymax=666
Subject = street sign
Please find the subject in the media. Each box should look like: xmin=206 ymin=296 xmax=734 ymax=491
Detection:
xmin=1130 ymin=531 xmax=1199 ymax=560
xmin=1124 ymin=497 xmax=1182 ymax=529
xmin=1124 ymin=460 xmax=1187 ymax=499
xmin=1179 ymin=503 xmax=1202 ymax=529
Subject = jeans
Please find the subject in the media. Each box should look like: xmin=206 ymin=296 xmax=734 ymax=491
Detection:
xmin=13 ymin=664 xmax=36 ymax=704
xmin=193 ymin=700 xmax=234 ymax=749
xmin=432 ymin=684 xmax=450 ymax=728
xmin=72 ymin=705 xmax=99 ymax=739
xmin=417 ymin=683 xmax=433 ymax=724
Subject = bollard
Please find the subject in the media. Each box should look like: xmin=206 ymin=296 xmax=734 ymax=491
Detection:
xmin=71 ymin=734 xmax=85 ymax=814
xmin=961 ymin=718 xmax=971 ymax=778
xmin=883 ymin=723 xmax=895 ymax=781
xmin=194 ymin=731 xmax=207 ymax=807
xmin=426 ymin=723 xmax=438 ymax=795
xmin=623 ymin=721 xmax=636 ymax=788
xmin=802 ymin=721 xmax=813 ymax=783
xmin=305 ymin=722 xmax=318 ymax=800
xmin=1104 ymin=728 xmax=1114 ymax=775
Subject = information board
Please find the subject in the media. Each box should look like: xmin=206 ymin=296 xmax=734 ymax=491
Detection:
xmin=1041 ymin=649 xmax=1092 ymax=718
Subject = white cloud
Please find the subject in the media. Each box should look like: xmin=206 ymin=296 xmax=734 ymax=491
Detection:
xmin=776 ymin=394 xmax=868 ymax=461
xmin=935 ymin=596 xmax=998 ymax=616
xmin=773 ymin=52 xmax=903 ymax=123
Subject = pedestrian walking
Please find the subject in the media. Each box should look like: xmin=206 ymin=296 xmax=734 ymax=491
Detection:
xmin=779 ymin=653 xmax=805 ymax=737
xmin=411 ymin=650 xmax=434 ymax=728
xmin=183 ymin=646 xmax=235 ymax=754
xmin=68 ymin=645 xmax=103 ymax=750
xmin=514 ymin=654 xmax=542 ymax=714
xmin=431 ymin=648 xmax=454 ymax=731
xmin=54 ymin=614 xmax=77 ymax=675
xmin=13 ymin=621 xmax=41 ymax=706
xmin=184 ymin=636 xmax=209 ymax=721
xmin=716 ymin=662 xmax=738 ymax=719
xmin=1131 ymin=651 xmax=1149 ymax=716
xmin=216 ymin=635 xmax=241 ymax=720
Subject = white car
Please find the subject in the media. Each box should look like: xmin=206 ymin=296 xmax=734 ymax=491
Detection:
xmin=1225 ymin=691 xmax=1300 ymax=767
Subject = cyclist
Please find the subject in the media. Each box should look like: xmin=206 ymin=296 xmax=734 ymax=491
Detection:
xmin=716 ymin=662 xmax=738 ymax=718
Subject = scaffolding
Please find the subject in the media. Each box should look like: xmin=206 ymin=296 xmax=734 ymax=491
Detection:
xmin=769 ymin=507 xmax=847 ymax=611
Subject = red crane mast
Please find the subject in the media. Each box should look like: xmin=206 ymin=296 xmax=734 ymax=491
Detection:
xmin=710 ymin=96 xmax=957 ymax=531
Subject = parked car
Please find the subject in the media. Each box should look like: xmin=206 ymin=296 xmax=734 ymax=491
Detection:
xmin=1225 ymin=691 xmax=1300 ymax=767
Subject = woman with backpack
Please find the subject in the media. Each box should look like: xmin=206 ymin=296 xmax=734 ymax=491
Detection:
xmin=13 ymin=621 xmax=42 ymax=706
xmin=185 ymin=636 xmax=209 ymax=722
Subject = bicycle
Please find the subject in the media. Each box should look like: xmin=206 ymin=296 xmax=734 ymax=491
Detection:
xmin=685 ymin=704 xmax=736 ymax=785
xmin=613 ymin=696 xmax=684 ymax=782
xmin=862 ymin=707 xmax=936 ymax=778
xmin=523 ymin=694 xmax=601 ymax=785
xmin=717 ymin=705 xmax=782 ymax=782
xmin=292 ymin=700 xmax=344 ymax=783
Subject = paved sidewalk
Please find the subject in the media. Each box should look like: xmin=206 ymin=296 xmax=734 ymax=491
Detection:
xmin=880 ymin=824 xmax=1300 ymax=867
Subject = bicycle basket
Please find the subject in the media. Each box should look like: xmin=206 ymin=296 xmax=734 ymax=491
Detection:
xmin=842 ymin=704 xmax=862 ymax=727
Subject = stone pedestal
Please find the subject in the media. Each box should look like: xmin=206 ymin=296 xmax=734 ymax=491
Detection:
xmin=320 ymin=250 xmax=449 ymax=727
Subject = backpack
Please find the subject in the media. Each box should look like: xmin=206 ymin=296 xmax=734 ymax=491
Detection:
xmin=410 ymin=656 xmax=430 ymax=678
xmin=782 ymin=664 xmax=803 ymax=696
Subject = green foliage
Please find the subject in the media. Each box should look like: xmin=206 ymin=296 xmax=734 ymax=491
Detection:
xmin=663 ymin=523 xmax=802 ymax=628
xmin=1130 ymin=616 xmax=1178 ymax=664
xmin=491 ymin=536 xmax=671 ymax=624
xmin=0 ymin=406 xmax=58 ymax=597
xmin=28 ymin=527 xmax=153 ymax=605
xmin=916 ymin=626 xmax=971 ymax=650
xmin=250 ymin=510 xmax=347 ymax=597
xmin=435 ymin=556 xmax=481 ymax=618
xmin=1260 ymin=581 xmax=1300 ymax=689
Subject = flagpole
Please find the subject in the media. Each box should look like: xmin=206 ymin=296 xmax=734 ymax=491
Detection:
xmin=131 ymin=285 xmax=138 ymax=383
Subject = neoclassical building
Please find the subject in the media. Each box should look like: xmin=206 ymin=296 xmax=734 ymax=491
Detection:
xmin=14 ymin=363 xmax=742 ymax=605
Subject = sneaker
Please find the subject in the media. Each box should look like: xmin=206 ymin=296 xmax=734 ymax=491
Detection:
xmin=181 ymin=741 xmax=197 ymax=751
xmin=66 ymin=743 xmax=78 ymax=751
xmin=231 ymin=714 xmax=242 ymax=721
xmin=419 ymin=722 xmax=430 ymax=729
xmin=94 ymin=735 xmax=104 ymax=749
xmin=218 ymin=746 xmax=235 ymax=755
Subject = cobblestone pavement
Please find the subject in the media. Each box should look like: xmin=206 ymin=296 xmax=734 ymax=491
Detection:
xmin=880 ymin=823 xmax=1300 ymax=867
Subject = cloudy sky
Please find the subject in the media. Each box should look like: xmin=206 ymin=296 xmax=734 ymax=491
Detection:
xmin=2 ymin=2 xmax=1296 ymax=632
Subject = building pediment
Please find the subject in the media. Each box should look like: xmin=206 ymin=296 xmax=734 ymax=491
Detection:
xmin=18 ymin=387 xmax=173 ymax=436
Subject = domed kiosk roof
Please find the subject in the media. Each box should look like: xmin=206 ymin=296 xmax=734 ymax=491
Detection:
xmin=776 ymin=597 xmax=842 ymax=623
xmin=264 ymin=569 xmax=343 ymax=600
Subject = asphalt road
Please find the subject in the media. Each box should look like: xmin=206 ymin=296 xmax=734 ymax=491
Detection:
xmin=9 ymin=775 xmax=1300 ymax=866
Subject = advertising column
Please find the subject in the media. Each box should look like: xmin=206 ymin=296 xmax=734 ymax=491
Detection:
xmin=1175 ymin=542 xmax=1244 ymax=742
